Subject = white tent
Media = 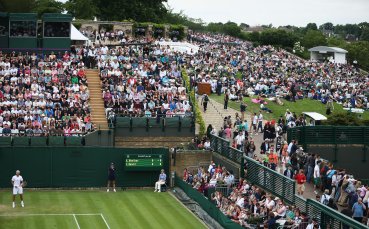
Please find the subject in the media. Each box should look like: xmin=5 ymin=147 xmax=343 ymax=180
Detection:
xmin=71 ymin=24 xmax=88 ymax=41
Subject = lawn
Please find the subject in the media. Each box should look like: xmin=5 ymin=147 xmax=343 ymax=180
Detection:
xmin=210 ymin=94 xmax=369 ymax=121
xmin=0 ymin=190 xmax=207 ymax=229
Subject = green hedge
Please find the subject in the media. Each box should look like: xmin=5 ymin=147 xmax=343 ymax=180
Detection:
xmin=169 ymin=24 xmax=185 ymax=40
xmin=182 ymin=69 xmax=205 ymax=136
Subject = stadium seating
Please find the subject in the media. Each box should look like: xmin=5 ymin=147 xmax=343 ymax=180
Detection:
xmin=0 ymin=51 xmax=94 ymax=137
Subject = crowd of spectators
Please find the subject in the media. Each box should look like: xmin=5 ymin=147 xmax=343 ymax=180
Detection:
xmin=81 ymin=29 xmax=126 ymax=44
xmin=0 ymin=50 xmax=94 ymax=137
xmin=9 ymin=21 xmax=37 ymax=37
xmin=183 ymin=161 xmax=319 ymax=228
xmin=186 ymin=33 xmax=369 ymax=111
xmin=91 ymin=44 xmax=192 ymax=119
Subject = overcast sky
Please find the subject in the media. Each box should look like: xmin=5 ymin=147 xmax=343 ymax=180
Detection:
xmin=166 ymin=0 xmax=369 ymax=27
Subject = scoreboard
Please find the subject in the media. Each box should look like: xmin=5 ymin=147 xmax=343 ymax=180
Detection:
xmin=125 ymin=154 xmax=163 ymax=171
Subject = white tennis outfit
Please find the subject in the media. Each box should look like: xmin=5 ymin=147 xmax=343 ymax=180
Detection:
xmin=12 ymin=175 xmax=23 ymax=195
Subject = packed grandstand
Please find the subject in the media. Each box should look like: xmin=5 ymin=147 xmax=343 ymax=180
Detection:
xmin=1 ymin=29 xmax=369 ymax=228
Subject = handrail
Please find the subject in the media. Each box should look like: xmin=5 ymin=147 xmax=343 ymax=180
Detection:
xmin=306 ymin=199 xmax=368 ymax=229
xmin=0 ymin=131 xmax=94 ymax=137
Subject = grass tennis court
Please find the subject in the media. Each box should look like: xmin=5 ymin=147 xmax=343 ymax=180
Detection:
xmin=0 ymin=189 xmax=207 ymax=229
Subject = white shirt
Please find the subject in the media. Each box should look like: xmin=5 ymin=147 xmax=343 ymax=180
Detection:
xmin=236 ymin=197 xmax=244 ymax=207
xmin=320 ymin=194 xmax=330 ymax=204
xmin=235 ymin=134 xmax=245 ymax=145
xmin=265 ymin=199 xmax=275 ymax=209
xmin=12 ymin=175 xmax=23 ymax=188
xmin=252 ymin=115 xmax=258 ymax=124
xmin=306 ymin=224 xmax=320 ymax=229
xmin=314 ymin=164 xmax=320 ymax=178
xmin=287 ymin=142 xmax=293 ymax=153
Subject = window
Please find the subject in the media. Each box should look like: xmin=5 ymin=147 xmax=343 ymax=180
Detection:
xmin=10 ymin=21 xmax=37 ymax=37
xmin=44 ymin=22 xmax=70 ymax=38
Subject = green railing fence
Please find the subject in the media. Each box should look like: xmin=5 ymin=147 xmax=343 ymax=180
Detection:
xmin=304 ymin=199 xmax=368 ymax=229
xmin=210 ymin=134 xmax=295 ymax=204
xmin=175 ymin=176 xmax=243 ymax=229
xmin=209 ymin=134 xmax=369 ymax=229
xmin=210 ymin=135 xmax=242 ymax=164
xmin=246 ymin=157 xmax=296 ymax=205
xmin=288 ymin=126 xmax=369 ymax=146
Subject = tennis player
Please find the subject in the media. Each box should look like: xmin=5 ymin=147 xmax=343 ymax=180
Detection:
xmin=107 ymin=163 xmax=116 ymax=192
xmin=11 ymin=170 xmax=24 ymax=208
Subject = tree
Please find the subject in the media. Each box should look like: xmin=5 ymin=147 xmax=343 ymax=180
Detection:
xmin=249 ymin=31 xmax=260 ymax=42
xmin=360 ymin=27 xmax=369 ymax=41
xmin=345 ymin=41 xmax=369 ymax=70
xmin=33 ymin=0 xmax=64 ymax=17
xmin=258 ymin=29 xmax=297 ymax=48
xmin=95 ymin=0 xmax=168 ymax=23
xmin=206 ymin=22 xmax=223 ymax=33
xmin=302 ymin=30 xmax=327 ymax=49
xmin=305 ymin=23 xmax=318 ymax=31
xmin=327 ymin=37 xmax=347 ymax=47
xmin=324 ymin=113 xmax=363 ymax=126
xmin=222 ymin=21 xmax=241 ymax=37
xmin=319 ymin=22 xmax=334 ymax=31
xmin=0 ymin=0 xmax=35 ymax=13
xmin=240 ymin=23 xmax=249 ymax=30
xmin=0 ymin=0 xmax=64 ymax=17
xmin=65 ymin=0 xmax=97 ymax=20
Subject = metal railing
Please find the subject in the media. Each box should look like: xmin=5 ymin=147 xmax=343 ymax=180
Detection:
xmin=210 ymin=135 xmax=243 ymax=164
xmin=209 ymin=134 xmax=369 ymax=229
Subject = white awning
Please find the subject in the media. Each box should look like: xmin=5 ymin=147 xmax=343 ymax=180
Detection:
xmin=155 ymin=41 xmax=199 ymax=55
xmin=71 ymin=24 xmax=88 ymax=41
xmin=302 ymin=112 xmax=327 ymax=121
xmin=343 ymin=108 xmax=364 ymax=114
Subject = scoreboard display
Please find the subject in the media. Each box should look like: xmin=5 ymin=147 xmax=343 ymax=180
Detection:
xmin=125 ymin=154 xmax=163 ymax=171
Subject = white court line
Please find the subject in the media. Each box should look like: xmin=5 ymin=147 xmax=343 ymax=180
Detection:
xmin=0 ymin=213 xmax=101 ymax=217
xmin=100 ymin=214 xmax=111 ymax=229
xmin=73 ymin=214 xmax=81 ymax=229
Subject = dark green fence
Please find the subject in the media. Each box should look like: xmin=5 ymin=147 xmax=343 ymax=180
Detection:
xmin=175 ymin=176 xmax=243 ymax=229
xmin=0 ymin=130 xmax=114 ymax=147
xmin=0 ymin=147 xmax=169 ymax=188
xmin=288 ymin=126 xmax=369 ymax=145
xmin=210 ymin=134 xmax=294 ymax=204
xmin=295 ymin=197 xmax=368 ymax=229
xmin=210 ymin=135 xmax=242 ymax=164
xmin=115 ymin=116 xmax=195 ymax=137
xmin=245 ymin=157 xmax=296 ymax=205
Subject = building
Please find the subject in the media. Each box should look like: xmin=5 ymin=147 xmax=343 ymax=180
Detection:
xmin=308 ymin=46 xmax=348 ymax=64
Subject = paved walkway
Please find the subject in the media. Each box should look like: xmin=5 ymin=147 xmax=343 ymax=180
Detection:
xmin=199 ymin=96 xmax=317 ymax=201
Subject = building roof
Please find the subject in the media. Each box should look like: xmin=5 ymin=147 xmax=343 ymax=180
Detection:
xmin=308 ymin=46 xmax=348 ymax=54
xmin=302 ymin=112 xmax=327 ymax=121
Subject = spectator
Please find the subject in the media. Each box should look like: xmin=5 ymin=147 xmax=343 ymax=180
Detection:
xmin=352 ymin=198 xmax=366 ymax=223
xmin=154 ymin=169 xmax=166 ymax=192
xmin=313 ymin=160 xmax=322 ymax=194
xmin=295 ymin=169 xmax=306 ymax=196
xmin=306 ymin=218 xmax=321 ymax=229
xmin=283 ymin=165 xmax=294 ymax=179
xmin=341 ymin=205 xmax=353 ymax=229
xmin=320 ymin=189 xmax=331 ymax=205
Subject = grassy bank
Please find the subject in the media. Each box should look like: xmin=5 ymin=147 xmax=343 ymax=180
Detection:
xmin=210 ymin=94 xmax=369 ymax=121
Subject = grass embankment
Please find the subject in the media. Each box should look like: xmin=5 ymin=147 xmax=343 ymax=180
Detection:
xmin=210 ymin=94 xmax=369 ymax=121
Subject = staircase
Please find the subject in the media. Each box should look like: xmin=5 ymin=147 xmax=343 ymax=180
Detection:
xmin=198 ymin=96 xmax=236 ymax=132
xmin=85 ymin=69 xmax=109 ymax=130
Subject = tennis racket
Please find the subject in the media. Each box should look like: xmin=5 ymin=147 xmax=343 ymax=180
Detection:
xmin=22 ymin=181 xmax=27 ymax=188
